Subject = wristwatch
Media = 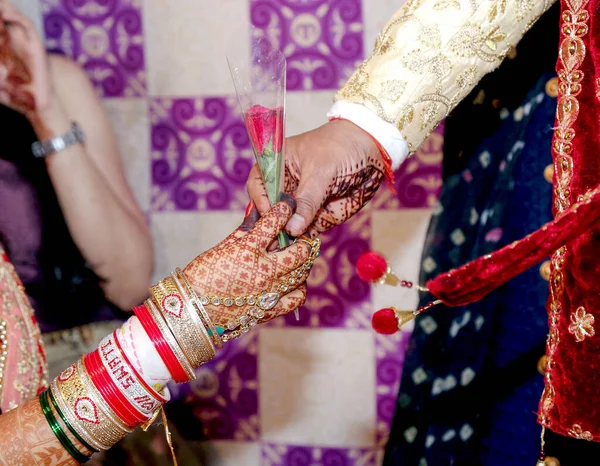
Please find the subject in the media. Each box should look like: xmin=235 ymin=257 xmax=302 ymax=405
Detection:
xmin=31 ymin=122 xmax=85 ymax=158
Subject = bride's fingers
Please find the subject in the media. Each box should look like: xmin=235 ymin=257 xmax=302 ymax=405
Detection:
xmin=238 ymin=201 xmax=260 ymax=232
xmin=270 ymin=239 xmax=311 ymax=275
xmin=247 ymin=195 xmax=295 ymax=251
xmin=261 ymin=285 xmax=307 ymax=322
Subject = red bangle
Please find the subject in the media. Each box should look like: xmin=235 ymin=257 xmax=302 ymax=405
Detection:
xmin=133 ymin=304 xmax=191 ymax=383
xmin=113 ymin=330 xmax=167 ymax=403
xmin=84 ymin=350 xmax=147 ymax=427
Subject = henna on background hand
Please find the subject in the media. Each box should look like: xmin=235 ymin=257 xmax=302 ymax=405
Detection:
xmin=0 ymin=19 xmax=36 ymax=115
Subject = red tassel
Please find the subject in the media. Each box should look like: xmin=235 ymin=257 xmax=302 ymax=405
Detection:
xmin=356 ymin=251 xmax=388 ymax=283
xmin=372 ymin=308 xmax=399 ymax=334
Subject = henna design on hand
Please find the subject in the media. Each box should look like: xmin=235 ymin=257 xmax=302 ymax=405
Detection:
xmin=247 ymin=120 xmax=386 ymax=237
xmin=182 ymin=201 xmax=311 ymax=327
xmin=0 ymin=11 xmax=36 ymax=115
xmin=284 ymin=155 xmax=385 ymax=237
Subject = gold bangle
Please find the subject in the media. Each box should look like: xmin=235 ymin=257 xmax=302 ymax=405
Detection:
xmin=171 ymin=271 xmax=218 ymax=355
xmin=50 ymin=379 xmax=106 ymax=452
xmin=52 ymin=360 xmax=129 ymax=450
xmin=149 ymin=276 xmax=215 ymax=367
xmin=77 ymin=359 xmax=133 ymax=434
xmin=175 ymin=268 xmax=223 ymax=349
xmin=145 ymin=299 xmax=197 ymax=381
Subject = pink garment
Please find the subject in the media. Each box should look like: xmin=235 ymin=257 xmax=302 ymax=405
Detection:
xmin=0 ymin=244 xmax=47 ymax=412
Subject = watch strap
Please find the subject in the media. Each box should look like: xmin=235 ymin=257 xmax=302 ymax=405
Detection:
xmin=31 ymin=122 xmax=85 ymax=158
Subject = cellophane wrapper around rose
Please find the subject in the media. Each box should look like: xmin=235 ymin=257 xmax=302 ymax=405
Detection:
xmin=229 ymin=36 xmax=289 ymax=248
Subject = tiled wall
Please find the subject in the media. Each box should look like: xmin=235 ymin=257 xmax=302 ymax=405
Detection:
xmin=16 ymin=1 xmax=442 ymax=464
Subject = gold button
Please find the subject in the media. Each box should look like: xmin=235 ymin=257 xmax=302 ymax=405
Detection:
xmin=544 ymin=164 xmax=554 ymax=183
xmin=546 ymin=77 xmax=559 ymax=98
xmin=537 ymin=355 xmax=548 ymax=375
xmin=545 ymin=457 xmax=560 ymax=466
xmin=540 ymin=261 xmax=551 ymax=281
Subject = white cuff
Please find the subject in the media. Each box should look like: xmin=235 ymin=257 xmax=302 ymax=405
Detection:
xmin=327 ymin=101 xmax=409 ymax=170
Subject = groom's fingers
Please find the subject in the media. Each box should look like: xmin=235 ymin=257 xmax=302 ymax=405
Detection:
xmin=246 ymin=164 xmax=272 ymax=215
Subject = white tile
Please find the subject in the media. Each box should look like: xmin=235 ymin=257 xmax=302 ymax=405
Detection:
xmin=103 ymin=99 xmax=150 ymax=211
xmin=151 ymin=211 xmax=242 ymax=281
xmin=144 ymin=0 xmax=250 ymax=97
xmin=371 ymin=209 xmax=432 ymax=330
xmin=12 ymin=0 xmax=43 ymax=34
xmin=363 ymin=0 xmax=408 ymax=56
xmin=201 ymin=441 xmax=260 ymax=466
xmin=260 ymin=327 xmax=376 ymax=447
xmin=286 ymin=90 xmax=334 ymax=137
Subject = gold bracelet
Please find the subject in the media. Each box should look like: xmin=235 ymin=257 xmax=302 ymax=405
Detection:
xmin=145 ymin=299 xmax=197 ymax=381
xmin=175 ymin=268 xmax=223 ymax=349
xmin=194 ymin=237 xmax=321 ymax=314
xmin=149 ymin=276 xmax=215 ymax=367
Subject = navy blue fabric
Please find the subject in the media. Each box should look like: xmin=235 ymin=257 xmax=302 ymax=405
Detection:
xmin=383 ymin=73 xmax=556 ymax=466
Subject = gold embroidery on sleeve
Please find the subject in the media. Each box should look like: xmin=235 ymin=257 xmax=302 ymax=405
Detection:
xmin=335 ymin=0 xmax=557 ymax=151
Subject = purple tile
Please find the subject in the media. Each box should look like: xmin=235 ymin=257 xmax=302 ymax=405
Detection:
xmin=42 ymin=0 xmax=146 ymax=97
xmin=375 ymin=331 xmax=411 ymax=446
xmin=372 ymin=122 xmax=444 ymax=210
xmin=250 ymin=0 xmax=364 ymax=90
xmin=150 ymin=97 xmax=254 ymax=212
xmin=262 ymin=444 xmax=378 ymax=466
xmin=268 ymin=210 xmax=371 ymax=328
xmin=169 ymin=336 xmax=260 ymax=440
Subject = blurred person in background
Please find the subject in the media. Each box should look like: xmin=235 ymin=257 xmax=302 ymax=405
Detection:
xmin=0 ymin=0 xmax=152 ymax=379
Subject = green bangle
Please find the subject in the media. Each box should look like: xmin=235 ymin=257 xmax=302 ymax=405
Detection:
xmin=48 ymin=387 xmax=98 ymax=453
xmin=39 ymin=390 xmax=90 ymax=464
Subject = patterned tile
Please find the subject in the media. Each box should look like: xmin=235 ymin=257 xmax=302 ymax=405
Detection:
xmin=203 ymin=441 xmax=261 ymax=466
xmin=286 ymin=90 xmax=333 ymax=136
xmin=144 ymin=0 xmax=250 ymax=97
xmin=41 ymin=0 xmax=146 ymax=97
xmin=150 ymin=97 xmax=254 ymax=212
xmin=372 ymin=123 xmax=444 ymax=209
xmin=271 ymin=210 xmax=371 ymax=328
xmin=375 ymin=330 xmax=411 ymax=447
xmin=370 ymin=209 xmax=433 ymax=316
xmin=260 ymin=327 xmax=376 ymax=447
xmin=104 ymin=99 xmax=150 ymax=211
xmin=170 ymin=336 xmax=260 ymax=441
xmin=250 ymin=0 xmax=364 ymax=90
xmin=262 ymin=443 xmax=378 ymax=466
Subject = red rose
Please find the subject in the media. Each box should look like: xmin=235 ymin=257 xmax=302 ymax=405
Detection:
xmin=244 ymin=104 xmax=284 ymax=155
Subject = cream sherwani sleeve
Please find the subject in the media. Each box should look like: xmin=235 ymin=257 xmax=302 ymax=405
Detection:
xmin=328 ymin=0 xmax=557 ymax=169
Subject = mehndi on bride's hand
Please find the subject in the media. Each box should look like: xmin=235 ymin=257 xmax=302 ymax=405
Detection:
xmin=183 ymin=195 xmax=319 ymax=334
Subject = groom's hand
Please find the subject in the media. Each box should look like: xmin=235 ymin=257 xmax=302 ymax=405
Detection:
xmin=246 ymin=119 xmax=386 ymax=238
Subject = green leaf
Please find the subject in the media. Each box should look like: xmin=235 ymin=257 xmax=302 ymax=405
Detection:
xmin=263 ymin=137 xmax=274 ymax=158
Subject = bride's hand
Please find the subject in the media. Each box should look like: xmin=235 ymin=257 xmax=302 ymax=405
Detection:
xmin=183 ymin=195 xmax=316 ymax=329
